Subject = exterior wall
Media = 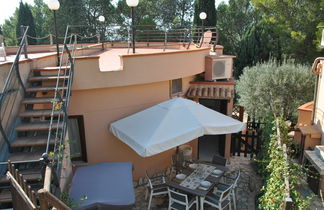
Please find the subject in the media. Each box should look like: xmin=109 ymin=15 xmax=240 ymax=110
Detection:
xmin=72 ymin=48 xmax=210 ymax=90
xmin=225 ymin=98 xmax=234 ymax=158
xmin=314 ymin=63 xmax=324 ymax=144
xmin=68 ymin=76 xmax=195 ymax=179
xmin=297 ymin=102 xmax=313 ymax=127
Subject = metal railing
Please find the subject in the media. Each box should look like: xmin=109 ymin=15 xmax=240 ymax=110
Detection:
xmin=15 ymin=25 xmax=219 ymax=52
xmin=42 ymin=25 xmax=76 ymax=195
xmin=0 ymin=26 xmax=29 ymax=155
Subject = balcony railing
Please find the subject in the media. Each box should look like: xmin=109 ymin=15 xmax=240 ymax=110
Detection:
xmin=17 ymin=25 xmax=219 ymax=53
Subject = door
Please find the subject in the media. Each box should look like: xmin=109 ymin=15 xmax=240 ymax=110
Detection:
xmin=198 ymin=99 xmax=227 ymax=161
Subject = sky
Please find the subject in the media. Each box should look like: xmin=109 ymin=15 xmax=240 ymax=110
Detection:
xmin=0 ymin=0 xmax=229 ymax=25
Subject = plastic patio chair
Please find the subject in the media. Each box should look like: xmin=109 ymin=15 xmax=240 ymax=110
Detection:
xmin=171 ymin=152 xmax=185 ymax=174
xmin=145 ymin=171 xmax=168 ymax=210
xmin=203 ymin=182 xmax=233 ymax=210
xmin=196 ymin=30 xmax=213 ymax=48
xmin=216 ymin=170 xmax=241 ymax=210
xmin=168 ymin=188 xmax=198 ymax=210
xmin=211 ymin=154 xmax=227 ymax=166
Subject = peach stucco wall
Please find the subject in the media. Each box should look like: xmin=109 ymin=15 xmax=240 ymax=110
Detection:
xmin=72 ymin=48 xmax=210 ymax=90
xmin=68 ymin=76 xmax=195 ymax=179
xmin=314 ymin=62 xmax=324 ymax=144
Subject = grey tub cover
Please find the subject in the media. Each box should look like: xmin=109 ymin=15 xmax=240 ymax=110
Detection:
xmin=69 ymin=162 xmax=135 ymax=210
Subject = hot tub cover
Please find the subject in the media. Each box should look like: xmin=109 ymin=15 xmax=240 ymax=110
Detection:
xmin=69 ymin=162 xmax=135 ymax=210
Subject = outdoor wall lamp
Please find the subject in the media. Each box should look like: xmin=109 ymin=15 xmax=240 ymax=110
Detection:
xmin=126 ymin=0 xmax=139 ymax=54
xmin=199 ymin=12 xmax=207 ymax=32
xmin=47 ymin=0 xmax=60 ymax=66
xmin=98 ymin=15 xmax=105 ymax=50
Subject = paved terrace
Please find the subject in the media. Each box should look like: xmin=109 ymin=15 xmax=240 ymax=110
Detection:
xmin=0 ymin=43 xmax=202 ymax=71
xmin=0 ymin=52 xmax=55 ymax=65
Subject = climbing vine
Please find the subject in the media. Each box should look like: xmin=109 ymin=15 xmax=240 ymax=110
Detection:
xmin=258 ymin=118 xmax=313 ymax=209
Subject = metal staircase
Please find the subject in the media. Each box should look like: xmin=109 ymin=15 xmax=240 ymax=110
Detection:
xmin=0 ymin=26 xmax=76 ymax=207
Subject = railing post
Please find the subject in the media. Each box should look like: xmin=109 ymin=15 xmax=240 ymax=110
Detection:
xmin=74 ymin=34 xmax=77 ymax=44
xmin=20 ymin=25 xmax=28 ymax=59
xmin=38 ymin=189 xmax=50 ymax=210
xmin=187 ymin=27 xmax=192 ymax=49
xmin=164 ymin=30 xmax=167 ymax=52
xmin=0 ymin=123 xmax=11 ymax=152
xmin=49 ymin=34 xmax=53 ymax=45
xmin=14 ymin=61 xmax=26 ymax=94
xmin=97 ymin=34 xmax=100 ymax=44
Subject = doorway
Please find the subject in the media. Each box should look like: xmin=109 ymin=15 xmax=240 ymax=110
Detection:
xmin=198 ymin=99 xmax=228 ymax=161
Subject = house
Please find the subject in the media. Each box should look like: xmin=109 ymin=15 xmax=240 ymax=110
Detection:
xmin=0 ymin=26 xmax=236 ymax=206
xmin=299 ymin=57 xmax=324 ymax=195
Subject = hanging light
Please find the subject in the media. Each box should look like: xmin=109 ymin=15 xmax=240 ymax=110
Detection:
xmin=98 ymin=15 xmax=105 ymax=22
xmin=47 ymin=0 xmax=60 ymax=65
xmin=126 ymin=0 xmax=139 ymax=53
xmin=126 ymin=0 xmax=139 ymax=7
xmin=47 ymin=0 xmax=60 ymax=11
xmin=199 ymin=12 xmax=207 ymax=20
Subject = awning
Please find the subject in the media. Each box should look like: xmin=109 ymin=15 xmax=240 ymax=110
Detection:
xmin=186 ymin=84 xmax=234 ymax=99
xmin=110 ymin=98 xmax=244 ymax=157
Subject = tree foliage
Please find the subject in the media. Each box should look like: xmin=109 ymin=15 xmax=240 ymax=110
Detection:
xmin=216 ymin=0 xmax=260 ymax=55
xmin=252 ymin=0 xmax=324 ymax=63
xmin=32 ymin=0 xmax=52 ymax=44
xmin=236 ymin=59 xmax=314 ymax=122
xmin=235 ymin=20 xmax=282 ymax=77
xmin=193 ymin=0 xmax=216 ymax=27
xmin=16 ymin=2 xmax=37 ymax=45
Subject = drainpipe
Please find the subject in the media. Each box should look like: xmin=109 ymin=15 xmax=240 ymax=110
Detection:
xmin=311 ymin=57 xmax=324 ymax=124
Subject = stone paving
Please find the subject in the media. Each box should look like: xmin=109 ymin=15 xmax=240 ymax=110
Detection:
xmin=133 ymin=155 xmax=262 ymax=210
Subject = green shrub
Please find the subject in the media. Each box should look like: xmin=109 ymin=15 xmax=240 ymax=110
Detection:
xmin=236 ymin=59 xmax=314 ymax=123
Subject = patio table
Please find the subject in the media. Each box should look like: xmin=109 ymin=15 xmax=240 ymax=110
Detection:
xmin=166 ymin=162 xmax=228 ymax=210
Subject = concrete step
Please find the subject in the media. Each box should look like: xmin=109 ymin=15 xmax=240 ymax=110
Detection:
xmin=28 ymin=75 xmax=69 ymax=82
xmin=22 ymin=97 xmax=65 ymax=104
xmin=0 ymin=169 xmax=42 ymax=185
xmin=32 ymin=66 xmax=70 ymax=72
xmin=20 ymin=109 xmax=63 ymax=118
xmin=11 ymin=136 xmax=54 ymax=148
xmin=26 ymin=86 xmax=67 ymax=93
xmin=0 ymin=189 xmax=11 ymax=203
xmin=15 ymin=121 xmax=63 ymax=132
xmin=8 ymin=151 xmax=44 ymax=163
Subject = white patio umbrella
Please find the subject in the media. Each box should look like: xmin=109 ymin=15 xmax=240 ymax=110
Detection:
xmin=110 ymin=98 xmax=245 ymax=157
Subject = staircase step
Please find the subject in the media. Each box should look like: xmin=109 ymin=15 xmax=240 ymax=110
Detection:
xmin=0 ymin=169 xmax=42 ymax=184
xmin=22 ymin=97 xmax=66 ymax=104
xmin=0 ymin=189 xmax=11 ymax=203
xmin=26 ymin=86 xmax=67 ymax=93
xmin=32 ymin=66 xmax=70 ymax=72
xmin=20 ymin=109 xmax=63 ymax=118
xmin=8 ymin=151 xmax=44 ymax=163
xmin=28 ymin=75 xmax=69 ymax=82
xmin=11 ymin=136 xmax=55 ymax=148
xmin=15 ymin=121 xmax=63 ymax=132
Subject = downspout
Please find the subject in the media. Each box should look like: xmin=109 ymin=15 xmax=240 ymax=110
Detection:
xmin=311 ymin=57 xmax=324 ymax=124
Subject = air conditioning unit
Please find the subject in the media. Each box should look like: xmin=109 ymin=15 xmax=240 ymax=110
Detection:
xmin=204 ymin=55 xmax=235 ymax=81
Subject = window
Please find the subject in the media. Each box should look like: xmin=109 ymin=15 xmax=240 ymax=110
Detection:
xmin=170 ymin=78 xmax=182 ymax=96
xmin=67 ymin=115 xmax=87 ymax=162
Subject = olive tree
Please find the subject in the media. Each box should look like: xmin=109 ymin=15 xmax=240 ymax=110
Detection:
xmin=236 ymin=59 xmax=315 ymax=122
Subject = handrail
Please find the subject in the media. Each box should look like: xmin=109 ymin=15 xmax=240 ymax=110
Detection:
xmin=0 ymin=26 xmax=29 ymax=153
xmin=42 ymin=25 xmax=76 ymax=198
xmin=14 ymin=25 xmax=219 ymax=52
